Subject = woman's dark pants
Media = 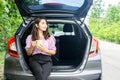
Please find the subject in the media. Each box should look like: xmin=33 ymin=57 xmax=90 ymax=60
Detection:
xmin=29 ymin=54 xmax=52 ymax=80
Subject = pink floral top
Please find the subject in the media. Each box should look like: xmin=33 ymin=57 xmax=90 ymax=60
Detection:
xmin=25 ymin=35 xmax=56 ymax=55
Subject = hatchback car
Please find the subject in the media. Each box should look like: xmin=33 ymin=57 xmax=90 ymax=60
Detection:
xmin=4 ymin=0 xmax=102 ymax=80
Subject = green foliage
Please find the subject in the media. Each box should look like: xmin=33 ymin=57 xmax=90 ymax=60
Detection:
xmin=89 ymin=4 xmax=120 ymax=43
xmin=90 ymin=0 xmax=104 ymax=18
xmin=0 ymin=51 xmax=5 ymax=65
xmin=89 ymin=2 xmax=120 ymax=44
xmin=99 ymin=21 xmax=120 ymax=43
xmin=0 ymin=0 xmax=22 ymax=51
xmin=105 ymin=4 xmax=120 ymax=24
xmin=0 ymin=0 xmax=5 ymax=14
xmin=0 ymin=51 xmax=5 ymax=80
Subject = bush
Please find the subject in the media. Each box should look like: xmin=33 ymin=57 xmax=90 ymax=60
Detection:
xmin=0 ymin=0 xmax=22 ymax=51
xmin=0 ymin=14 xmax=21 ymax=51
xmin=88 ymin=18 xmax=120 ymax=44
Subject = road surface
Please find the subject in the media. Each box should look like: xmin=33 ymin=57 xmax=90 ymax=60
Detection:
xmin=99 ymin=40 xmax=120 ymax=80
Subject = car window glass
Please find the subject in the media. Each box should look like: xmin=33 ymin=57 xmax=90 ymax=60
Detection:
xmin=24 ymin=0 xmax=85 ymax=7
xmin=48 ymin=23 xmax=75 ymax=37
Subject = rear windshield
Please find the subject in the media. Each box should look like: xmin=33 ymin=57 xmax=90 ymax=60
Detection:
xmin=24 ymin=0 xmax=85 ymax=7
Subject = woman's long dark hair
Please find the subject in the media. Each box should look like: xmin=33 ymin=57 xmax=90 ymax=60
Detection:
xmin=32 ymin=17 xmax=50 ymax=41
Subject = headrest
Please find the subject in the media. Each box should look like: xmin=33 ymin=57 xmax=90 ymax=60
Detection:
xmin=63 ymin=24 xmax=73 ymax=32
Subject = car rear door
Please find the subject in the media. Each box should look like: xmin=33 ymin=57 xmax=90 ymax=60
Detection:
xmin=15 ymin=0 xmax=93 ymax=18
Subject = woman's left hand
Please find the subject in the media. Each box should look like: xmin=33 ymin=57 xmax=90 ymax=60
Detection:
xmin=36 ymin=40 xmax=48 ymax=52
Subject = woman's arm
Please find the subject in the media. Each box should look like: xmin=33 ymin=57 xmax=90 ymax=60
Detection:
xmin=35 ymin=35 xmax=56 ymax=55
xmin=43 ymin=48 xmax=56 ymax=55
xmin=26 ymin=41 xmax=36 ymax=56
xmin=36 ymin=42 xmax=56 ymax=55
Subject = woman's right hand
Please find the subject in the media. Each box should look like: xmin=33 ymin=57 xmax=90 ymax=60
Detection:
xmin=26 ymin=41 xmax=36 ymax=56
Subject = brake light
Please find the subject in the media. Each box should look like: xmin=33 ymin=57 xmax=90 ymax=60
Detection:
xmin=89 ymin=37 xmax=99 ymax=57
xmin=8 ymin=36 xmax=18 ymax=58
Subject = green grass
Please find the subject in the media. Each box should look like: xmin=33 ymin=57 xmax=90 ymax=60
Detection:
xmin=0 ymin=51 xmax=5 ymax=67
xmin=0 ymin=51 xmax=5 ymax=80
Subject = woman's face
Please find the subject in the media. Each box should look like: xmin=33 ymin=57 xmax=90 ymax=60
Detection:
xmin=36 ymin=19 xmax=48 ymax=31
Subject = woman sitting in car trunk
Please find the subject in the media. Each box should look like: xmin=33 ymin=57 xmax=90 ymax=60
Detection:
xmin=25 ymin=17 xmax=56 ymax=80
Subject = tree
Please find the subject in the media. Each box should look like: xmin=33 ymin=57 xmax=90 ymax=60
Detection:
xmin=88 ymin=1 xmax=120 ymax=44
xmin=89 ymin=0 xmax=104 ymax=19
xmin=104 ymin=3 xmax=120 ymax=24
xmin=0 ymin=0 xmax=21 ymax=51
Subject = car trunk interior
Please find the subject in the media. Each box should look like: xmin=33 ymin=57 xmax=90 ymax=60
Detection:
xmin=20 ymin=20 xmax=87 ymax=72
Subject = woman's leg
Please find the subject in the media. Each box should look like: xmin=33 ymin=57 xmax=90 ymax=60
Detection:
xmin=42 ymin=62 xmax=52 ymax=80
xmin=29 ymin=57 xmax=43 ymax=80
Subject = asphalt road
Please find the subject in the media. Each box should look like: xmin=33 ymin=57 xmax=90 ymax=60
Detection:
xmin=99 ymin=40 xmax=120 ymax=80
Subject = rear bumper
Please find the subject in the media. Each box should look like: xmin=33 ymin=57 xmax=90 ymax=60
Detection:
xmin=50 ymin=70 xmax=101 ymax=80
xmin=4 ymin=70 xmax=101 ymax=80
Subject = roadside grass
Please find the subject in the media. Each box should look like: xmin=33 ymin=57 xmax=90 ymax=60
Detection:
xmin=0 ymin=51 xmax=5 ymax=80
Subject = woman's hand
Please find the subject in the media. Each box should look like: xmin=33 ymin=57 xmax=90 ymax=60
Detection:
xmin=26 ymin=41 xmax=36 ymax=56
xmin=31 ymin=41 xmax=37 ymax=47
xmin=36 ymin=40 xmax=56 ymax=55
xmin=36 ymin=40 xmax=47 ymax=52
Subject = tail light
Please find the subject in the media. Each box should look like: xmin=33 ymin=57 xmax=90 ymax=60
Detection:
xmin=8 ymin=36 xmax=18 ymax=58
xmin=89 ymin=37 xmax=99 ymax=57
